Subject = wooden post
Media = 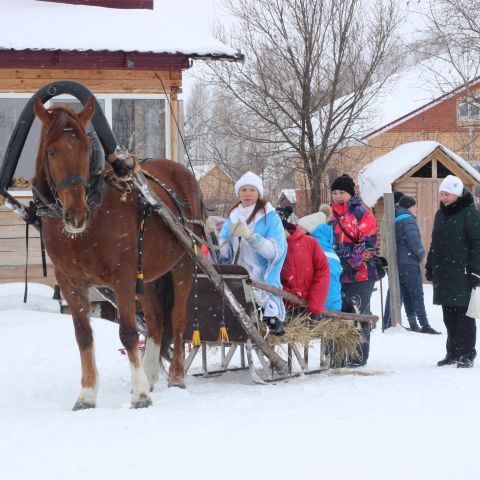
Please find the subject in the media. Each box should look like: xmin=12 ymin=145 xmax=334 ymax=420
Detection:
xmin=384 ymin=193 xmax=402 ymax=327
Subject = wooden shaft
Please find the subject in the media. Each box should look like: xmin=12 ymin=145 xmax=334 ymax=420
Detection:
xmin=251 ymin=280 xmax=378 ymax=324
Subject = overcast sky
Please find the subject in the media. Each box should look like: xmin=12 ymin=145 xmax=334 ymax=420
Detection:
xmin=174 ymin=0 xmax=230 ymax=103
xmin=178 ymin=0 xmax=431 ymax=104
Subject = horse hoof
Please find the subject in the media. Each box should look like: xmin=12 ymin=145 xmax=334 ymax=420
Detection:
xmin=131 ymin=398 xmax=152 ymax=409
xmin=72 ymin=401 xmax=95 ymax=411
xmin=168 ymin=381 xmax=186 ymax=389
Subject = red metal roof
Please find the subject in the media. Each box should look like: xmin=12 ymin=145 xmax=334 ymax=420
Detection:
xmin=37 ymin=0 xmax=153 ymax=9
xmin=0 ymin=49 xmax=190 ymax=70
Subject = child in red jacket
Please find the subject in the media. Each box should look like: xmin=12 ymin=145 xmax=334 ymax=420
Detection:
xmin=280 ymin=221 xmax=330 ymax=319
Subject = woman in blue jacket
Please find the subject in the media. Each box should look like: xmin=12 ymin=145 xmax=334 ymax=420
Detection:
xmin=298 ymin=205 xmax=342 ymax=311
xmin=219 ymin=171 xmax=287 ymax=335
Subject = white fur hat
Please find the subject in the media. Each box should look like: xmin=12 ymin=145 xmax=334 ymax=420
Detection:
xmin=439 ymin=175 xmax=463 ymax=197
xmin=235 ymin=171 xmax=264 ymax=198
xmin=298 ymin=211 xmax=327 ymax=233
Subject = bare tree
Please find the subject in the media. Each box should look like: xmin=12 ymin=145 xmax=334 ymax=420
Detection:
xmin=184 ymin=81 xmax=296 ymax=201
xmin=418 ymin=0 xmax=480 ymax=164
xmin=422 ymin=0 xmax=480 ymax=88
xmin=202 ymin=0 xmax=402 ymax=212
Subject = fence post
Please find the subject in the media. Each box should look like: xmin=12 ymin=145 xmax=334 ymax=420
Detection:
xmin=384 ymin=193 xmax=402 ymax=327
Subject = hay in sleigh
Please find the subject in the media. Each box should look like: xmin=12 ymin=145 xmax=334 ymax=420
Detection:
xmin=264 ymin=314 xmax=363 ymax=367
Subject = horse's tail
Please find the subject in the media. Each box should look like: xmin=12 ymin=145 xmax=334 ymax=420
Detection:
xmin=154 ymin=272 xmax=174 ymax=360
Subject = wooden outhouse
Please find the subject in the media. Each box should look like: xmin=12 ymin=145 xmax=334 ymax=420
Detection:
xmin=358 ymin=141 xmax=480 ymax=274
xmin=0 ymin=0 xmax=241 ymax=284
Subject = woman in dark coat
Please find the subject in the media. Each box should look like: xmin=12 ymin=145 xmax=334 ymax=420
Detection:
xmin=426 ymin=175 xmax=480 ymax=368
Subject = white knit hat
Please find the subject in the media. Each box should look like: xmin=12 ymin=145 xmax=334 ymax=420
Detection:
xmin=439 ymin=175 xmax=463 ymax=197
xmin=298 ymin=211 xmax=327 ymax=233
xmin=235 ymin=171 xmax=264 ymax=198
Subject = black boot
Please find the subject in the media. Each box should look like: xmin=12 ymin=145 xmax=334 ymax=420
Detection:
xmin=263 ymin=316 xmax=285 ymax=336
xmin=420 ymin=325 xmax=441 ymax=335
xmin=408 ymin=325 xmax=421 ymax=332
xmin=457 ymin=356 xmax=474 ymax=368
xmin=437 ymin=355 xmax=457 ymax=366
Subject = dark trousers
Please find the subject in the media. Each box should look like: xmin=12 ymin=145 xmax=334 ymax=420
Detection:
xmin=384 ymin=265 xmax=428 ymax=329
xmin=442 ymin=305 xmax=477 ymax=361
xmin=400 ymin=264 xmax=429 ymax=328
xmin=341 ymin=280 xmax=375 ymax=366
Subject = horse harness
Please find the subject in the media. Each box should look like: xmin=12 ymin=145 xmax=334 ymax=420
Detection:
xmin=32 ymin=128 xmax=104 ymax=219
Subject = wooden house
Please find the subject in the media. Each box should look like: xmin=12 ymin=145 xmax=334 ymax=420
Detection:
xmin=294 ymin=56 xmax=480 ymax=216
xmin=358 ymin=141 xmax=480 ymax=275
xmin=0 ymin=0 xmax=241 ymax=284
xmin=192 ymin=164 xmax=235 ymax=216
xmin=276 ymin=189 xmax=296 ymax=210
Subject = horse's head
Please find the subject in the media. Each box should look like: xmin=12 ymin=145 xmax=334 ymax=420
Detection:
xmin=34 ymin=96 xmax=95 ymax=234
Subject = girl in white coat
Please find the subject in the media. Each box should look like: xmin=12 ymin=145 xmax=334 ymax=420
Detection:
xmin=219 ymin=171 xmax=287 ymax=335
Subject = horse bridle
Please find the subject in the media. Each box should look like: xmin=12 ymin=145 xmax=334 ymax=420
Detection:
xmin=33 ymin=128 xmax=102 ymax=218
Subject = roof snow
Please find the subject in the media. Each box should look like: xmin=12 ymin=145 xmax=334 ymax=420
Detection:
xmin=361 ymin=55 xmax=480 ymax=140
xmin=358 ymin=141 xmax=480 ymax=208
xmin=280 ymin=189 xmax=296 ymax=203
xmin=192 ymin=164 xmax=216 ymax=181
xmin=0 ymin=0 xmax=240 ymax=60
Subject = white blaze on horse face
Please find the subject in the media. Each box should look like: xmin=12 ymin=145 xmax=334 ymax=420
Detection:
xmin=142 ymin=337 xmax=161 ymax=390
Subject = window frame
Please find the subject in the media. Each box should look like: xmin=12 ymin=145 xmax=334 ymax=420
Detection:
xmin=0 ymin=91 xmax=171 ymax=160
xmin=458 ymin=97 xmax=480 ymax=123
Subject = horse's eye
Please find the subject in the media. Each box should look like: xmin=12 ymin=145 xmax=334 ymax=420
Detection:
xmin=47 ymin=149 xmax=56 ymax=157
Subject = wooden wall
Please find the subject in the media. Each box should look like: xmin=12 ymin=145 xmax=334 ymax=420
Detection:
xmin=0 ymin=194 xmax=54 ymax=285
xmin=0 ymin=67 xmax=184 ymax=162
xmin=0 ymin=68 xmax=181 ymax=94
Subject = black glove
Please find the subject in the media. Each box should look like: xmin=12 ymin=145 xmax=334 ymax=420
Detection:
xmin=111 ymin=158 xmax=131 ymax=179
xmin=425 ymin=269 xmax=432 ymax=282
xmin=469 ymin=271 xmax=480 ymax=289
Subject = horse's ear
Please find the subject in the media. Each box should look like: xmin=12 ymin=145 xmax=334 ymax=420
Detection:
xmin=33 ymin=96 xmax=50 ymax=125
xmin=78 ymin=96 xmax=95 ymax=126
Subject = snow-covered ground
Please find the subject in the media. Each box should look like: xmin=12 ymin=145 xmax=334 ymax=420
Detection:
xmin=1 ymin=281 xmax=479 ymax=480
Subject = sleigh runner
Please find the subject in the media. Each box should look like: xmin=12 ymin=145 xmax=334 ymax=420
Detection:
xmin=0 ymin=81 xmax=378 ymax=400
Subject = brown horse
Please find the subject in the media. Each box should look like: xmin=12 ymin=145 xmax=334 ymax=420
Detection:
xmin=33 ymin=96 xmax=204 ymax=409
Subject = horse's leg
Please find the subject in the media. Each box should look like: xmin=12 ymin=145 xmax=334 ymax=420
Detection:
xmin=115 ymin=286 xmax=152 ymax=408
xmin=139 ymin=282 xmax=163 ymax=392
xmin=168 ymin=260 xmax=194 ymax=388
xmin=56 ymin=272 xmax=98 ymax=410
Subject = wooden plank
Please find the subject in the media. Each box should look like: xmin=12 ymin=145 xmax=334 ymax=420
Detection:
xmin=0 ymin=69 xmax=182 ymax=94
xmin=0 ymin=68 xmax=171 ymax=80
xmin=0 ymin=68 xmax=181 ymax=83
xmin=0 ymin=78 xmax=179 ymax=94
xmin=384 ymin=193 xmax=401 ymax=327
xmin=0 ymin=264 xmax=55 ymax=285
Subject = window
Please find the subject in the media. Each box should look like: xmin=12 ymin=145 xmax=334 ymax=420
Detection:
xmin=112 ymin=99 xmax=166 ymax=158
xmin=458 ymin=98 xmax=480 ymax=121
xmin=0 ymin=93 xmax=168 ymax=181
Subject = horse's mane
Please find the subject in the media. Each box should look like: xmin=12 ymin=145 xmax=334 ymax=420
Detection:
xmin=35 ymin=106 xmax=89 ymax=169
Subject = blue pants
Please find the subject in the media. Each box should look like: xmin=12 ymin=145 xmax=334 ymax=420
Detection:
xmin=400 ymin=264 xmax=429 ymax=328
xmin=384 ymin=265 xmax=428 ymax=329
